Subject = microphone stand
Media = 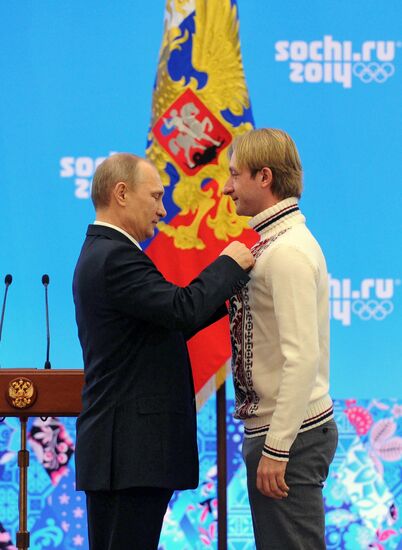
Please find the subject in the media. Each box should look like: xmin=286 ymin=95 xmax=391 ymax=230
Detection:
xmin=42 ymin=275 xmax=51 ymax=370
xmin=17 ymin=416 xmax=29 ymax=550
xmin=0 ymin=274 xmax=12 ymax=343
xmin=16 ymin=274 xmax=51 ymax=549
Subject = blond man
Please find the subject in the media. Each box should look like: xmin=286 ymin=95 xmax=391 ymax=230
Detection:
xmin=224 ymin=129 xmax=338 ymax=549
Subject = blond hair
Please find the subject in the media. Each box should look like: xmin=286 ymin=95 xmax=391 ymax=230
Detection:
xmin=232 ymin=129 xmax=303 ymax=199
xmin=91 ymin=153 xmax=152 ymax=209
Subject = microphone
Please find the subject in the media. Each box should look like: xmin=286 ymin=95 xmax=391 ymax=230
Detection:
xmin=0 ymin=275 xmax=13 ymax=343
xmin=42 ymin=274 xmax=51 ymax=369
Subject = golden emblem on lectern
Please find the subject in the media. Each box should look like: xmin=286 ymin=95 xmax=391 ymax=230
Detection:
xmin=6 ymin=377 xmax=37 ymax=409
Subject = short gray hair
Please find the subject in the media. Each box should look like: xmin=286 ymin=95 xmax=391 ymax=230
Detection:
xmin=91 ymin=153 xmax=152 ymax=209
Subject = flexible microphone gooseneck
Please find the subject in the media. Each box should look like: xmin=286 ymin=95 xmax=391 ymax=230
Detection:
xmin=0 ymin=274 xmax=13 ymax=343
xmin=42 ymin=274 xmax=51 ymax=369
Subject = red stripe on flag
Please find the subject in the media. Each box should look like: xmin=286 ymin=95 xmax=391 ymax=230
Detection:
xmin=146 ymin=180 xmax=257 ymax=393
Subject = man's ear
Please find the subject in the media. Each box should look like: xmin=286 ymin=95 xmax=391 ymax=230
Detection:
xmin=260 ymin=167 xmax=273 ymax=189
xmin=113 ymin=182 xmax=127 ymax=206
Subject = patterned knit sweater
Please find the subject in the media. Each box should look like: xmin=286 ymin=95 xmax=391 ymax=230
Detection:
xmin=229 ymin=197 xmax=333 ymax=462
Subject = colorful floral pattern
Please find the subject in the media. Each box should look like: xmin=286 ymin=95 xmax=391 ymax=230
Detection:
xmin=0 ymin=399 xmax=401 ymax=548
xmin=325 ymin=399 xmax=402 ymax=549
xmin=28 ymin=418 xmax=75 ymax=485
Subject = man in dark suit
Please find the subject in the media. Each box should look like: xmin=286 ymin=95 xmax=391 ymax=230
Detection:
xmin=73 ymin=153 xmax=254 ymax=549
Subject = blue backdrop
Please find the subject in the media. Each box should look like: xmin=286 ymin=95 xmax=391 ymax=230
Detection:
xmin=0 ymin=1 xmax=401 ymax=548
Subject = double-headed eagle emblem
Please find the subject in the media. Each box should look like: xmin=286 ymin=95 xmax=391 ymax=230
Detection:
xmin=7 ymin=377 xmax=37 ymax=409
xmin=147 ymin=0 xmax=254 ymax=250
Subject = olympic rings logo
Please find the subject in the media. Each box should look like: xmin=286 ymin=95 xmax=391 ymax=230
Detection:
xmin=353 ymin=62 xmax=395 ymax=83
xmin=352 ymin=300 xmax=394 ymax=321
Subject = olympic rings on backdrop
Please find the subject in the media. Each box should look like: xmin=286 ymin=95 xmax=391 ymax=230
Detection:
xmin=353 ymin=62 xmax=395 ymax=83
xmin=352 ymin=300 xmax=394 ymax=320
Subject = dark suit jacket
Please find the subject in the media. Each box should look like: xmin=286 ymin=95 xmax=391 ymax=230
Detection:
xmin=73 ymin=224 xmax=249 ymax=491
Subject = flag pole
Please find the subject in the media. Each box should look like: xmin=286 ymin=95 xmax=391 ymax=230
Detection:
xmin=217 ymin=380 xmax=227 ymax=550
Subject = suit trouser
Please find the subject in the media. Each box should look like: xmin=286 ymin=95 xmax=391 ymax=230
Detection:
xmin=85 ymin=487 xmax=173 ymax=550
xmin=243 ymin=419 xmax=338 ymax=550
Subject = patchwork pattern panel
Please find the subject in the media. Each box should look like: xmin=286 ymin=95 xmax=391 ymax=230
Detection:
xmin=0 ymin=399 xmax=401 ymax=549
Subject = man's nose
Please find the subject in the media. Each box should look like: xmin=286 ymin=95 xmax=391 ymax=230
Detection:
xmin=159 ymin=201 xmax=167 ymax=218
xmin=223 ymin=178 xmax=234 ymax=195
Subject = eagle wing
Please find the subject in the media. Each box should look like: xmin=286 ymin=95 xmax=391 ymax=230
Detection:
xmin=192 ymin=0 xmax=251 ymax=116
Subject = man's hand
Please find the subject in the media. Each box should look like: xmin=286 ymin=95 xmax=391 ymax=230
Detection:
xmin=256 ymin=456 xmax=289 ymax=499
xmin=220 ymin=241 xmax=255 ymax=271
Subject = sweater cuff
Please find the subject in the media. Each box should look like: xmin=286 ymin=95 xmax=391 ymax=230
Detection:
xmin=262 ymin=435 xmax=292 ymax=462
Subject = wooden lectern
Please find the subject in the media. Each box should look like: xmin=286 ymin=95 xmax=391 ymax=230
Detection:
xmin=0 ymin=369 xmax=84 ymax=550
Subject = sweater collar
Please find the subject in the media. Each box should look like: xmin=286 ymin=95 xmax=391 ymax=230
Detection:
xmin=249 ymin=197 xmax=305 ymax=238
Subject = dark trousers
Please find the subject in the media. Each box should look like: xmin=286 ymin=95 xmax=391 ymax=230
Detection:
xmin=85 ymin=487 xmax=173 ymax=550
xmin=243 ymin=419 xmax=338 ymax=550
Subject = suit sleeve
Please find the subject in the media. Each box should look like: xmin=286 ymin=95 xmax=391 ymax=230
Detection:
xmin=183 ymin=303 xmax=228 ymax=341
xmin=104 ymin=245 xmax=249 ymax=332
